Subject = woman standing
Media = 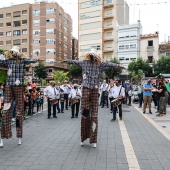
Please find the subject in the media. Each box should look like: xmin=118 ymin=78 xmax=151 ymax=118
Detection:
xmin=108 ymin=80 xmax=115 ymax=113
xmin=156 ymin=82 xmax=166 ymax=117
xmin=69 ymin=84 xmax=82 ymax=118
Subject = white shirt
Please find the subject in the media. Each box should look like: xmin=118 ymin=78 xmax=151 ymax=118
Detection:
xmin=100 ymin=83 xmax=108 ymax=91
xmin=108 ymin=85 xmax=115 ymax=98
xmin=44 ymin=86 xmax=59 ymax=99
xmin=112 ymin=86 xmax=125 ymax=99
xmin=69 ymin=88 xmax=82 ymax=99
xmin=61 ymin=85 xmax=70 ymax=94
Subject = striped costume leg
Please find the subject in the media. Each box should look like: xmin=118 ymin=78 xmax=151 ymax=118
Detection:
xmin=1 ymin=86 xmax=13 ymax=139
xmin=89 ymin=88 xmax=98 ymax=144
xmin=81 ymin=87 xmax=91 ymax=142
xmin=13 ymin=86 xmax=24 ymax=138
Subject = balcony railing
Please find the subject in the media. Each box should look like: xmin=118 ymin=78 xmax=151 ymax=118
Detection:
xmin=147 ymin=46 xmax=154 ymax=50
xmin=104 ymin=0 xmax=113 ymax=6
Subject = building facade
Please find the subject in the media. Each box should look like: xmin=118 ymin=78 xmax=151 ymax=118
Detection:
xmin=117 ymin=21 xmax=142 ymax=68
xmin=72 ymin=37 xmax=78 ymax=60
xmin=159 ymin=43 xmax=170 ymax=57
xmin=78 ymin=0 xmax=129 ymax=61
xmin=140 ymin=32 xmax=159 ymax=64
xmin=0 ymin=1 xmax=72 ymax=79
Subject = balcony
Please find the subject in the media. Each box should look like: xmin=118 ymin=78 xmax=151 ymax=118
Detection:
xmin=103 ymin=25 xmax=113 ymax=30
xmin=103 ymin=47 xmax=114 ymax=53
xmin=103 ymin=14 xmax=114 ymax=19
xmin=104 ymin=0 xmax=114 ymax=8
xmin=147 ymin=46 xmax=154 ymax=51
xmin=103 ymin=37 xmax=114 ymax=41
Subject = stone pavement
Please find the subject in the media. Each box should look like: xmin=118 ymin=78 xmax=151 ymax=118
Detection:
xmin=0 ymin=104 xmax=170 ymax=170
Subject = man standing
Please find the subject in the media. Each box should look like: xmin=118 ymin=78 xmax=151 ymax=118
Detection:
xmin=111 ymin=80 xmax=125 ymax=121
xmin=65 ymin=49 xmax=125 ymax=148
xmin=44 ymin=81 xmax=59 ymax=119
xmin=125 ymin=80 xmax=133 ymax=106
xmin=143 ymin=79 xmax=153 ymax=114
xmin=100 ymin=80 xmax=109 ymax=108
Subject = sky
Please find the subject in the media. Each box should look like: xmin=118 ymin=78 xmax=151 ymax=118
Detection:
xmin=0 ymin=0 xmax=170 ymax=43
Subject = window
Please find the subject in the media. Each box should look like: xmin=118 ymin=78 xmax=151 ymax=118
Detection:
xmin=13 ymin=30 xmax=21 ymax=36
xmin=80 ymin=44 xmax=100 ymax=52
xmin=22 ymin=29 xmax=28 ymax=34
xmin=59 ymin=51 xmax=61 ymax=56
xmin=33 ymin=30 xmax=40 ymax=35
xmin=33 ymin=20 xmax=40 ymax=26
xmin=64 ymin=26 xmax=68 ymax=32
xmin=81 ymin=21 xmax=101 ymax=30
xmin=46 ymin=8 xmax=56 ymax=14
xmin=49 ymin=69 xmax=53 ymax=73
xmin=81 ymin=0 xmax=100 ymax=9
xmin=6 ymin=40 xmax=11 ymax=45
xmin=0 ymin=41 xmax=3 ymax=45
xmin=105 ymin=20 xmax=112 ymax=27
xmin=33 ymin=39 xmax=40 ymax=45
xmin=59 ymin=23 xmax=62 ymax=28
xmin=59 ymin=42 xmax=61 ymax=46
xmin=13 ymin=21 xmax=21 ymax=27
xmin=148 ymin=40 xmax=153 ymax=46
xmin=33 ymin=10 xmax=40 ymax=16
xmin=22 ymin=10 xmax=27 ymax=15
xmin=46 ymin=39 xmax=55 ymax=44
xmin=6 ymin=13 xmax=11 ymax=17
xmin=148 ymin=56 xmax=153 ymax=63
xmin=80 ymin=33 xmax=100 ymax=41
xmin=6 ymin=31 xmax=11 ymax=36
xmin=64 ymin=17 xmax=68 ymax=24
xmin=64 ymin=53 xmax=67 ymax=57
xmin=46 ymin=49 xmax=56 ymax=54
xmin=0 ymin=14 xmax=3 ymax=18
xmin=64 ymin=35 xmax=68 ymax=42
xmin=46 ymin=18 xmax=56 ymax=24
xmin=64 ymin=44 xmax=68 ymax=49
xmin=22 ymin=48 xmax=27 ymax=52
xmin=119 ymin=45 xmax=125 ymax=50
xmin=46 ymin=29 xmax=56 ymax=34
xmin=125 ymin=45 xmax=129 ymax=49
xmin=22 ymin=39 xmax=27 ymax=43
xmin=59 ymin=13 xmax=62 ymax=19
xmin=22 ymin=20 xmax=27 ymax=24
xmin=130 ymin=44 xmax=136 ymax=49
xmin=13 ymin=11 xmax=21 ymax=18
xmin=0 ymin=32 xmax=3 ymax=36
xmin=13 ymin=39 xmax=21 ymax=45
xmin=0 ymin=23 xmax=3 ymax=27
xmin=80 ymin=10 xmax=100 ymax=20
xmin=59 ymin=32 xmax=61 ymax=38
xmin=33 ymin=49 xmax=40 ymax=56
xmin=6 ymin=22 xmax=11 ymax=26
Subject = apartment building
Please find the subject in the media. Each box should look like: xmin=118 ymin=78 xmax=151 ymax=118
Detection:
xmin=78 ymin=0 xmax=129 ymax=61
xmin=140 ymin=32 xmax=159 ymax=65
xmin=117 ymin=21 xmax=142 ymax=68
xmin=72 ymin=37 xmax=78 ymax=60
xmin=0 ymin=1 xmax=72 ymax=79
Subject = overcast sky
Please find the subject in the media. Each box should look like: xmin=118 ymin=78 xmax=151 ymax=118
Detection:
xmin=0 ymin=0 xmax=170 ymax=43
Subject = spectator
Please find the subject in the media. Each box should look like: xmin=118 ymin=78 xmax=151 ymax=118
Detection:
xmin=31 ymin=88 xmax=38 ymax=114
xmin=31 ymin=81 xmax=36 ymax=89
xmin=143 ymin=79 xmax=153 ymax=114
xmin=124 ymin=80 xmax=133 ymax=106
xmin=138 ymin=83 xmax=143 ymax=108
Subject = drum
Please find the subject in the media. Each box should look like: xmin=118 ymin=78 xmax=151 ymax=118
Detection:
xmin=49 ymin=98 xmax=58 ymax=105
xmin=71 ymin=98 xmax=78 ymax=104
xmin=111 ymin=98 xmax=121 ymax=107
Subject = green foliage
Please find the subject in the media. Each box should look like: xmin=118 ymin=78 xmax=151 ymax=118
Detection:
xmin=24 ymin=78 xmax=28 ymax=85
xmin=34 ymin=62 xmax=47 ymax=79
xmin=69 ymin=64 xmax=82 ymax=77
xmin=53 ymin=70 xmax=69 ymax=84
xmin=0 ymin=49 xmax=7 ymax=54
xmin=131 ymin=69 xmax=144 ymax=83
xmin=153 ymin=55 xmax=170 ymax=76
xmin=104 ymin=58 xmax=122 ymax=79
xmin=0 ymin=70 xmax=7 ymax=84
xmin=128 ymin=57 xmax=152 ymax=77
xmin=40 ymin=78 xmax=47 ymax=87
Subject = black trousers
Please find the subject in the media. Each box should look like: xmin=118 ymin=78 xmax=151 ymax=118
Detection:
xmin=109 ymin=97 xmax=114 ymax=110
xmin=56 ymin=99 xmax=64 ymax=112
xmin=71 ymin=99 xmax=80 ymax=117
xmin=64 ymin=94 xmax=68 ymax=109
xmin=48 ymin=98 xmax=56 ymax=117
xmin=101 ymin=91 xmax=108 ymax=107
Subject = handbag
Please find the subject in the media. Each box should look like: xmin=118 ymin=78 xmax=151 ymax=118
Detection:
xmin=50 ymin=98 xmax=58 ymax=105
xmin=71 ymin=98 xmax=78 ymax=104
xmin=111 ymin=86 xmax=123 ymax=107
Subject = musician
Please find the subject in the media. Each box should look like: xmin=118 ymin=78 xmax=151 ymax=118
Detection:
xmin=100 ymin=80 xmax=109 ymax=108
xmin=69 ymin=84 xmax=82 ymax=118
xmin=111 ymin=80 xmax=125 ymax=121
xmin=61 ymin=80 xmax=71 ymax=110
xmin=108 ymin=80 xmax=115 ymax=113
xmin=44 ymin=81 xmax=59 ymax=119
xmin=56 ymin=82 xmax=62 ymax=113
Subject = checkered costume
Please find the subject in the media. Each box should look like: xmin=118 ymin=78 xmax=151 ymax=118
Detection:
xmin=0 ymin=58 xmax=37 ymax=139
xmin=67 ymin=60 xmax=119 ymax=143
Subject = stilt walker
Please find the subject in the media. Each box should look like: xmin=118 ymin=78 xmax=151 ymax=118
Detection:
xmin=0 ymin=46 xmax=39 ymax=148
xmin=65 ymin=49 xmax=125 ymax=148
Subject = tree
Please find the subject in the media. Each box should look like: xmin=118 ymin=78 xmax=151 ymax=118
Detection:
xmin=131 ymin=69 xmax=144 ymax=83
xmin=53 ymin=70 xmax=69 ymax=84
xmin=69 ymin=64 xmax=82 ymax=77
xmin=0 ymin=70 xmax=7 ymax=84
xmin=34 ymin=62 xmax=47 ymax=79
xmin=128 ymin=57 xmax=152 ymax=77
xmin=153 ymin=55 xmax=170 ymax=76
xmin=104 ymin=58 xmax=122 ymax=79
xmin=0 ymin=49 xmax=6 ymax=54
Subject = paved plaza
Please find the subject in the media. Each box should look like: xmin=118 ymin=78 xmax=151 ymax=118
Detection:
xmin=0 ymin=103 xmax=170 ymax=170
